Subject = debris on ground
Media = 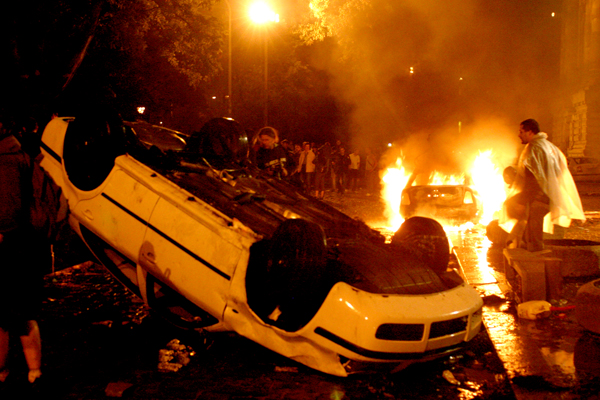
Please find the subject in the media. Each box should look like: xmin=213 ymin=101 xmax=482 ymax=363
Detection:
xmin=105 ymin=381 xmax=134 ymax=397
xmin=516 ymin=300 xmax=552 ymax=320
xmin=274 ymin=366 xmax=298 ymax=373
xmin=157 ymin=339 xmax=195 ymax=373
xmin=443 ymin=370 xmax=461 ymax=385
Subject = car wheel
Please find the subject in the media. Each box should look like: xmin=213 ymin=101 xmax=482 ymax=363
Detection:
xmin=246 ymin=219 xmax=330 ymax=331
xmin=391 ymin=216 xmax=449 ymax=273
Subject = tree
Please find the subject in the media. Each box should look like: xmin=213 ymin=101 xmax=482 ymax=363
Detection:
xmin=1 ymin=0 xmax=224 ymax=129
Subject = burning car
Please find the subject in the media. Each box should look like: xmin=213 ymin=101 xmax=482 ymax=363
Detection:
xmin=40 ymin=114 xmax=483 ymax=376
xmin=400 ymin=172 xmax=484 ymax=225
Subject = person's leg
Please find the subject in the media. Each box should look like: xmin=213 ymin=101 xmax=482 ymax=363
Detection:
xmin=0 ymin=327 xmax=9 ymax=382
xmin=526 ymin=200 xmax=550 ymax=252
xmin=20 ymin=320 xmax=42 ymax=383
xmin=503 ymin=194 xmax=528 ymax=249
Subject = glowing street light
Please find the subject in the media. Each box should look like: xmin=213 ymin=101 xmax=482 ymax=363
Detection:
xmin=224 ymin=0 xmax=232 ymax=117
xmin=249 ymin=1 xmax=279 ymax=126
xmin=249 ymin=1 xmax=279 ymax=24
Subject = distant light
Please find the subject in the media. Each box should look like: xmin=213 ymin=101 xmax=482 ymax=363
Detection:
xmin=137 ymin=106 xmax=146 ymax=115
xmin=409 ymin=67 xmax=414 ymax=74
xmin=387 ymin=143 xmax=392 ymax=147
xmin=551 ymin=12 xmax=555 ymax=17
xmin=249 ymin=2 xmax=279 ymax=24
xmin=212 ymin=96 xmax=217 ymax=100
xmin=159 ymin=121 xmax=163 ymax=125
xmin=459 ymin=77 xmax=463 ymax=81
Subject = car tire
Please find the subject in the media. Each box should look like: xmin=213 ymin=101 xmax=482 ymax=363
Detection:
xmin=391 ymin=216 xmax=449 ymax=273
xmin=246 ymin=219 xmax=331 ymax=331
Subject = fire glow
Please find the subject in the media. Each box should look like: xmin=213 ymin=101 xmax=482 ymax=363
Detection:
xmin=380 ymin=157 xmax=410 ymax=231
xmin=378 ymin=150 xmax=506 ymax=232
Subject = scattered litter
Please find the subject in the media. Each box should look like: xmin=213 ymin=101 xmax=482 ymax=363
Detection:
xmin=550 ymin=305 xmax=576 ymax=312
xmin=92 ymin=320 xmax=113 ymax=328
xmin=517 ymin=300 xmax=552 ymax=320
xmin=105 ymin=381 xmax=134 ymax=397
xmin=443 ymin=370 xmax=460 ymax=385
xmin=274 ymin=366 xmax=298 ymax=373
xmin=157 ymin=339 xmax=195 ymax=373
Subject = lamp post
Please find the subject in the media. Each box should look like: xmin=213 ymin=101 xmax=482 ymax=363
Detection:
xmin=224 ymin=0 xmax=232 ymax=117
xmin=249 ymin=1 xmax=279 ymax=127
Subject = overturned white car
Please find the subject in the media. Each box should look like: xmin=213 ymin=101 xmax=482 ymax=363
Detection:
xmin=40 ymin=114 xmax=483 ymax=376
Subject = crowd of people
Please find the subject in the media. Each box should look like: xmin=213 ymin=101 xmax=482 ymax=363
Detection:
xmin=250 ymin=126 xmax=382 ymax=198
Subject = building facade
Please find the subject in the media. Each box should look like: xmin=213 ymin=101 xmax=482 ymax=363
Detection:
xmin=555 ymin=0 xmax=600 ymax=157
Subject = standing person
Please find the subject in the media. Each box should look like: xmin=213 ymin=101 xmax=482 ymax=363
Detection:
xmin=313 ymin=145 xmax=330 ymax=199
xmin=292 ymin=143 xmax=302 ymax=167
xmin=296 ymin=142 xmax=315 ymax=193
xmin=348 ymin=148 xmax=361 ymax=192
xmin=330 ymin=140 xmax=342 ymax=192
xmin=280 ymin=139 xmax=297 ymax=173
xmin=499 ymin=119 xmax=585 ymax=251
xmin=0 ymin=115 xmax=43 ymax=385
xmin=365 ymin=147 xmax=379 ymax=195
xmin=331 ymin=146 xmax=350 ymax=195
xmin=358 ymin=147 xmax=367 ymax=191
xmin=15 ymin=117 xmax=41 ymax=159
xmin=254 ymin=126 xmax=288 ymax=179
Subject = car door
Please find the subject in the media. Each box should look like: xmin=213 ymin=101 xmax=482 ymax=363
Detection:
xmin=41 ymin=116 xmax=159 ymax=297
xmin=142 ymin=189 xmax=246 ymax=325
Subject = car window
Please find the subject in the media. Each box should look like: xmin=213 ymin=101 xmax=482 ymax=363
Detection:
xmin=126 ymin=122 xmax=187 ymax=152
xmin=63 ymin=116 xmax=126 ymax=191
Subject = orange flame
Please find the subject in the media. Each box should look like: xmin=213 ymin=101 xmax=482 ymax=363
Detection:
xmin=379 ymin=149 xmax=506 ymax=232
xmin=380 ymin=157 xmax=410 ymax=231
xmin=470 ymin=150 xmax=506 ymax=225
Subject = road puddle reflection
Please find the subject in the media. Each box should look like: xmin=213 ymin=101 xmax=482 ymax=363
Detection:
xmin=448 ymin=225 xmax=600 ymax=393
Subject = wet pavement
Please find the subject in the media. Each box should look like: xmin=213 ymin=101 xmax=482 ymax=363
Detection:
xmin=1 ymin=261 xmax=515 ymax=400
xmin=2 ymin=186 xmax=600 ymax=399
xmin=449 ymin=215 xmax=600 ymax=400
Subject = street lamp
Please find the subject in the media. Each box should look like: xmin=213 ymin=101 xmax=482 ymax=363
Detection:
xmin=249 ymin=1 xmax=279 ymax=127
xmin=224 ymin=0 xmax=232 ymax=117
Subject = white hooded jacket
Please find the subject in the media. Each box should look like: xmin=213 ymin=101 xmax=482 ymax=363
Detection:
xmin=499 ymin=132 xmax=585 ymax=233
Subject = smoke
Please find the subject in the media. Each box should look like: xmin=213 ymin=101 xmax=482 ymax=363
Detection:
xmin=380 ymin=117 xmax=521 ymax=179
xmin=305 ymin=0 xmax=559 ymax=171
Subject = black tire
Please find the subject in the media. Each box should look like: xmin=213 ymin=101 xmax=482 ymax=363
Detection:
xmin=391 ymin=216 xmax=449 ymax=273
xmin=246 ymin=219 xmax=330 ymax=331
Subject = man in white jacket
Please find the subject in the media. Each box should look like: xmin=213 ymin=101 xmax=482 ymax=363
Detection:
xmin=500 ymin=119 xmax=585 ymax=251
xmin=296 ymin=142 xmax=315 ymax=194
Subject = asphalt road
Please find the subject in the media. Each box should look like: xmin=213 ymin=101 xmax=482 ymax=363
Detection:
xmin=5 ymin=182 xmax=600 ymax=400
xmin=0 ymin=261 xmax=517 ymax=400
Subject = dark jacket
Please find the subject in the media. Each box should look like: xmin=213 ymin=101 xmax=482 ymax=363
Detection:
xmin=0 ymin=135 xmax=30 ymax=234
